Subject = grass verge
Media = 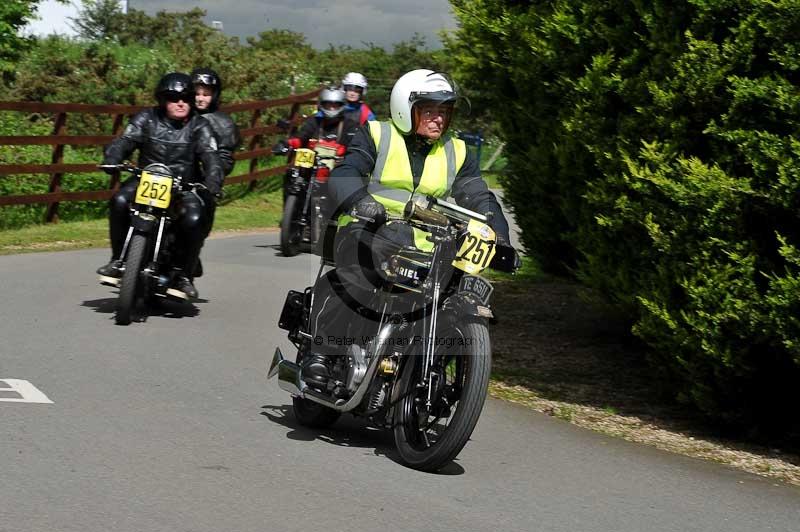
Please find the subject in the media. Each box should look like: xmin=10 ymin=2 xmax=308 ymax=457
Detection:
xmin=0 ymin=186 xmax=284 ymax=255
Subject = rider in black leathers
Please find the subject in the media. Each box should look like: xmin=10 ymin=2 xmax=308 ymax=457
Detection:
xmin=190 ymin=68 xmax=241 ymax=178
xmin=190 ymin=68 xmax=242 ymax=274
xmin=96 ymin=72 xmax=223 ymax=299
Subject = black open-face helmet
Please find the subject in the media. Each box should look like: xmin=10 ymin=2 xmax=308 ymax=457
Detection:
xmin=154 ymin=72 xmax=194 ymax=108
xmin=191 ymin=67 xmax=222 ymax=112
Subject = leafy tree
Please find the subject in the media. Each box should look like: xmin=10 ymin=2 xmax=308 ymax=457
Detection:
xmin=0 ymin=0 xmax=54 ymax=79
xmin=69 ymin=0 xmax=122 ymax=41
xmin=246 ymin=29 xmax=313 ymax=54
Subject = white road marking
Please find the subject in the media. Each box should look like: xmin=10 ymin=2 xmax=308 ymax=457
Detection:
xmin=0 ymin=379 xmax=53 ymax=403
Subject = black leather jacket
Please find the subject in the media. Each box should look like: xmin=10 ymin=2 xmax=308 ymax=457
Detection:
xmin=294 ymin=114 xmax=361 ymax=147
xmin=197 ymin=110 xmax=241 ymax=176
xmin=103 ymin=108 xmax=224 ymax=192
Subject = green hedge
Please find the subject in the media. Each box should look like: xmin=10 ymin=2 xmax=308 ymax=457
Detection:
xmin=448 ymin=0 xmax=800 ymax=436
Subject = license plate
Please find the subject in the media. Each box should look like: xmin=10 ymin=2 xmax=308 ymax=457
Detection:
xmin=458 ymin=274 xmax=494 ymax=305
xmin=452 ymin=219 xmax=497 ymax=274
xmin=135 ymin=171 xmax=173 ymax=209
xmin=294 ymin=148 xmax=316 ymax=169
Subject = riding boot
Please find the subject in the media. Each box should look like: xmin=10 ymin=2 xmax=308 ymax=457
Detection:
xmin=165 ymin=268 xmax=198 ymax=299
xmin=108 ymin=178 xmax=138 ymax=260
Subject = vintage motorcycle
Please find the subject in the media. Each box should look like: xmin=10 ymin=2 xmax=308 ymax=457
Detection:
xmin=268 ymin=195 xmax=519 ymax=471
xmin=274 ymin=138 xmax=345 ymax=257
xmin=97 ymin=162 xmax=208 ymax=325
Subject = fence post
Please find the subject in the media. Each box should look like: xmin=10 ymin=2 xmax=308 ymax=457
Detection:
xmin=286 ymin=101 xmax=301 ymax=137
xmin=44 ymin=112 xmax=68 ymax=223
xmin=247 ymin=108 xmax=263 ymax=191
xmin=106 ymin=113 xmax=126 ymax=192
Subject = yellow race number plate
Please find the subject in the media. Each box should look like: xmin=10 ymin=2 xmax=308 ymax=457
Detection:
xmin=294 ymin=148 xmax=316 ymax=169
xmin=452 ymin=219 xmax=497 ymax=274
xmin=135 ymin=171 xmax=173 ymax=209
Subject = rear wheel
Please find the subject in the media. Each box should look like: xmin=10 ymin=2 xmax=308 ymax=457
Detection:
xmin=116 ymin=233 xmax=147 ymax=325
xmin=280 ymin=194 xmax=302 ymax=257
xmin=393 ymin=320 xmax=491 ymax=472
xmin=291 ymin=347 xmax=341 ymax=428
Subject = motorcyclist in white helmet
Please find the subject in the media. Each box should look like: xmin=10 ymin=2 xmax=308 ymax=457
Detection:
xmin=299 ymin=69 xmax=518 ymax=387
xmin=341 ymin=71 xmax=375 ymax=125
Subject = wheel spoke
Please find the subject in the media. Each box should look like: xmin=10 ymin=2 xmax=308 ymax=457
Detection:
xmin=393 ymin=321 xmax=491 ymax=471
xmin=421 ymin=427 xmax=431 ymax=448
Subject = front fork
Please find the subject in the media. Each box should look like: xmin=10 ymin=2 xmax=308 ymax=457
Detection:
xmin=120 ymin=212 xmax=167 ymax=293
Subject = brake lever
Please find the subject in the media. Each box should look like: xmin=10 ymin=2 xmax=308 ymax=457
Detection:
xmin=349 ymin=210 xmax=375 ymax=224
xmin=98 ymin=162 xmax=137 ymax=174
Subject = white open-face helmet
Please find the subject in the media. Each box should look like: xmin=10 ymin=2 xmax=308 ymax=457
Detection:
xmin=390 ymin=69 xmax=457 ymax=134
xmin=342 ymin=72 xmax=368 ymax=95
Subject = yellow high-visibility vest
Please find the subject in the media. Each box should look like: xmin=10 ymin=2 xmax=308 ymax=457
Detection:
xmin=340 ymin=121 xmax=467 ymax=250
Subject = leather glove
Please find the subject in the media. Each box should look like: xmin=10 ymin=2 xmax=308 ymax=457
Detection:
xmin=350 ymin=195 xmax=387 ymax=226
xmin=100 ymin=162 xmax=119 ymax=175
xmin=493 ymin=233 xmax=522 ymax=271
xmin=205 ymin=180 xmax=222 ymax=198
xmin=271 ymin=140 xmax=289 ymax=155
xmin=495 ymin=233 xmax=510 ymax=248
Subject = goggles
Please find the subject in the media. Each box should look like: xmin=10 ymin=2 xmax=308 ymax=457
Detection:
xmin=343 ymin=84 xmax=364 ymax=93
xmin=192 ymin=73 xmax=218 ymax=86
xmin=164 ymin=92 xmax=191 ymax=103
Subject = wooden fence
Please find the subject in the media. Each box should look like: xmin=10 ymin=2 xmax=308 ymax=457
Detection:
xmin=0 ymin=88 xmax=320 ymax=222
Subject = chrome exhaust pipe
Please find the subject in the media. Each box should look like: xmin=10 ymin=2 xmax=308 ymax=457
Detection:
xmin=268 ymin=347 xmax=304 ymax=396
xmin=269 ymin=320 xmax=399 ymax=413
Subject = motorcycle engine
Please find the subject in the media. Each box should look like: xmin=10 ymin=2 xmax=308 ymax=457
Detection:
xmin=344 ymin=344 xmax=368 ymax=393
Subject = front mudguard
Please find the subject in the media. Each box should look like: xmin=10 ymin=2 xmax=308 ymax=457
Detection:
xmin=130 ymin=212 xmax=158 ymax=233
xmin=285 ymin=169 xmax=310 ymax=196
xmin=439 ymin=293 xmax=495 ymax=326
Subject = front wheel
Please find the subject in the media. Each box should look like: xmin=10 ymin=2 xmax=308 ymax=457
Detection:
xmin=116 ymin=233 xmax=147 ymax=325
xmin=393 ymin=320 xmax=491 ymax=472
xmin=280 ymin=194 xmax=302 ymax=257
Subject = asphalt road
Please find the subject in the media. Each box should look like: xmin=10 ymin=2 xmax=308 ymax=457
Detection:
xmin=1 ymin=233 xmax=798 ymax=532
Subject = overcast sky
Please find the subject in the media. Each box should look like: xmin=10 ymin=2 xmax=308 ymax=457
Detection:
xmin=26 ymin=0 xmax=458 ymax=49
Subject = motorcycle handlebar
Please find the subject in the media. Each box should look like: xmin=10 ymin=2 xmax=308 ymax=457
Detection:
xmin=97 ymin=162 xmax=137 ymax=173
xmin=98 ymin=163 xmax=193 ymax=191
xmin=403 ymin=201 xmax=450 ymax=226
